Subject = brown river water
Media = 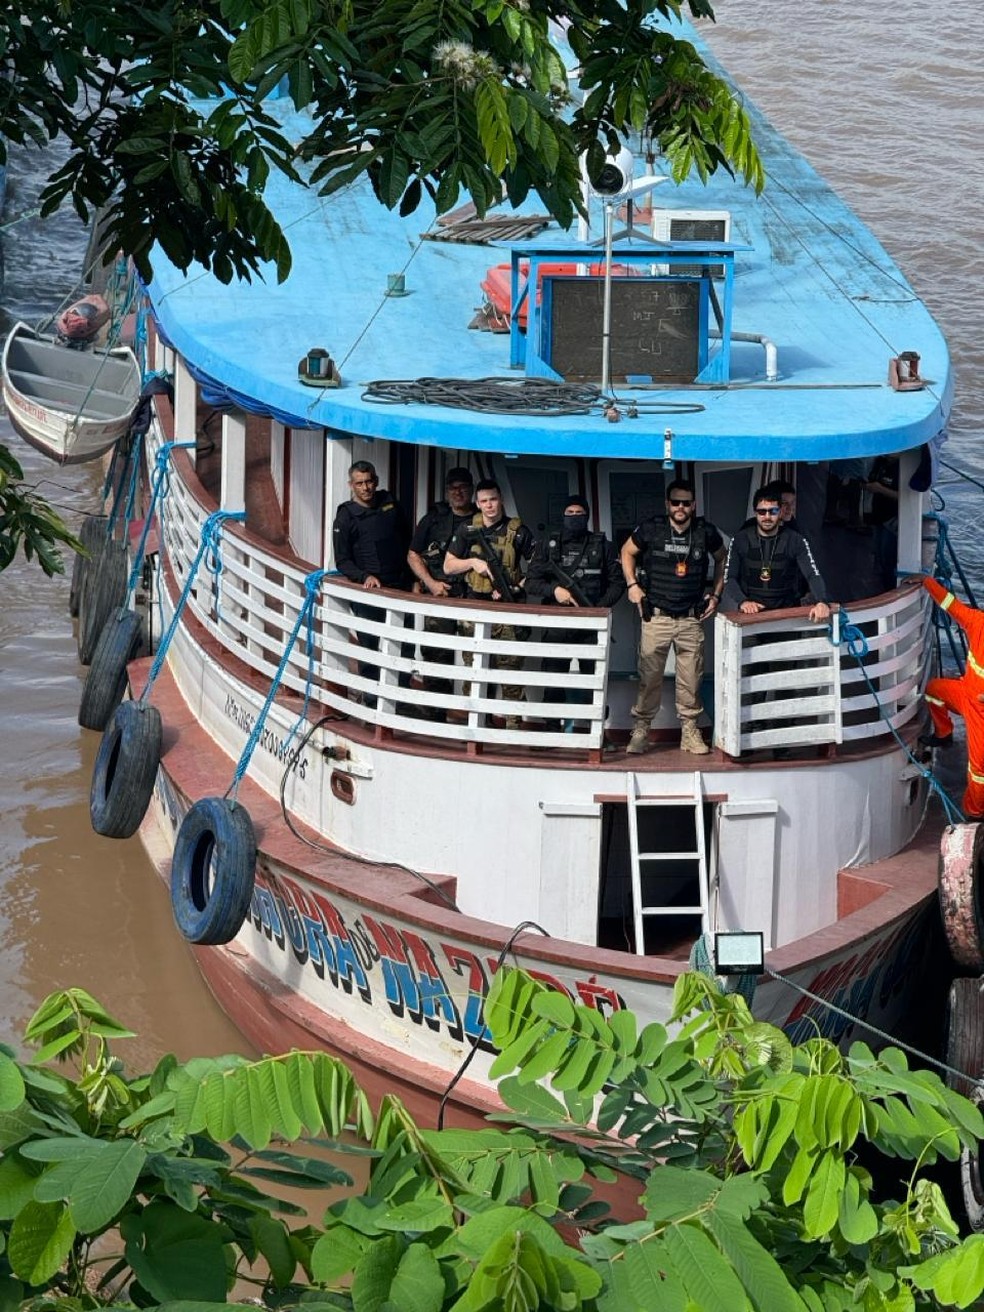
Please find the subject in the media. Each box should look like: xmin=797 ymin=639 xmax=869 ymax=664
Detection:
xmin=0 ymin=0 xmax=981 ymax=1070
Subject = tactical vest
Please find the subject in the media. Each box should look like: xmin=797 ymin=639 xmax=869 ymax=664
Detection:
xmin=468 ymin=515 xmax=522 ymax=595
xmin=741 ymin=530 xmax=801 ymax=608
xmin=422 ymin=502 xmax=466 ymax=586
xmin=644 ymin=516 xmax=709 ymax=613
xmin=544 ymin=531 xmax=606 ymax=604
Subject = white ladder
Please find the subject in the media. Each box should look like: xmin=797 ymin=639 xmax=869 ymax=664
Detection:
xmin=626 ymin=771 xmax=711 ymax=956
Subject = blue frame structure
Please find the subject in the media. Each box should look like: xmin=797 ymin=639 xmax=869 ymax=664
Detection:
xmin=509 ymin=241 xmax=749 ymax=384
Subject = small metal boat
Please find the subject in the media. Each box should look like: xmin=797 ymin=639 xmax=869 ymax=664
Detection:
xmin=1 ymin=321 xmax=142 ymax=465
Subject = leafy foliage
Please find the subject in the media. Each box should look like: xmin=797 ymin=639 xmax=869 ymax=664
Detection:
xmin=0 ymin=447 xmax=82 ymax=577
xmin=5 ymin=974 xmax=984 ymax=1311
xmin=0 ymin=0 xmax=763 ymax=286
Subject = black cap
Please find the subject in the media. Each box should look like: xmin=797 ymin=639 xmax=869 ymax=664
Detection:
xmin=563 ymin=494 xmax=590 ymax=513
xmin=446 ymin=466 xmax=474 ymax=486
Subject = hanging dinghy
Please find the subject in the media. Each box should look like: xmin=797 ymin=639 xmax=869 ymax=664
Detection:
xmin=1 ymin=321 xmax=141 ymax=465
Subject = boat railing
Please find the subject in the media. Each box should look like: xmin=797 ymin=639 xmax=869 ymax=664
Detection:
xmin=713 ymin=583 xmax=931 ymax=756
xmin=156 ymin=472 xmax=610 ymax=750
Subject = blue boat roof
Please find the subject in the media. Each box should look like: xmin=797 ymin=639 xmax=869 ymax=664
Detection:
xmin=147 ymin=38 xmax=951 ymax=465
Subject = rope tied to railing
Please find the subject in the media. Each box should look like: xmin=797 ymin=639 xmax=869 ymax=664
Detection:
xmin=225 ymin=568 xmax=330 ymax=803
xmin=138 ymin=508 xmax=245 ymax=703
xmin=119 ymin=440 xmax=196 ymax=608
xmin=829 ymin=605 xmax=964 ymax=825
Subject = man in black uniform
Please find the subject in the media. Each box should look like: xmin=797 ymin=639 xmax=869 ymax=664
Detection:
xmin=332 ymin=460 xmax=412 ymax=703
xmin=526 ymin=495 xmax=624 ymax=722
xmin=406 ymin=467 xmax=476 ymax=711
xmin=443 ymin=479 xmax=535 ymax=728
xmin=724 ymin=484 xmax=831 ymax=619
xmin=620 ymin=480 xmax=727 ymax=756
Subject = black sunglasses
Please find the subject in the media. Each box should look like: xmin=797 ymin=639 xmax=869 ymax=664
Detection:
xmin=668 ymin=498 xmax=694 ymax=507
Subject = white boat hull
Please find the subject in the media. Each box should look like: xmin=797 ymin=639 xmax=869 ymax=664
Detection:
xmin=1 ymin=322 xmax=141 ymax=465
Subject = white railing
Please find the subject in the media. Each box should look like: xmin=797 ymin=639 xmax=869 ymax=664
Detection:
xmin=713 ymin=584 xmax=931 ymax=756
xmin=155 ymin=448 xmax=610 ymax=751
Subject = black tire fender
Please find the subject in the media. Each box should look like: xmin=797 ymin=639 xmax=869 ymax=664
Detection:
xmin=90 ymin=701 xmax=162 ymax=839
xmin=939 ymin=824 xmax=984 ymax=974
xmin=79 ymin=610 xmax=144 ymax=732
xmin=69 ymin=515 xmax=107 ymax=618
xmin=77 ymin=540 xmax=129 ymax=666
xmin=170 ymin=797 xmax=257 ymax=945
xmin=945 ymin=976 xmax=984 ymax=1231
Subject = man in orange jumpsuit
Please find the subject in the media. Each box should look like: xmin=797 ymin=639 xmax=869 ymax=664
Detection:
xmin=921 ymin=575 xmax=984 ymax=818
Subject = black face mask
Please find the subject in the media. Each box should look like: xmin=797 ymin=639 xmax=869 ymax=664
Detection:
xmin=561 ymin=513 xmax=589 ymax=541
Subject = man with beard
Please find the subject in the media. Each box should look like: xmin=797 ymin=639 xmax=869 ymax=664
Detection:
xmin=526 ymin=495 xmax=624 ymax=725
xmin=621 ymin=480 xmax=726 ymax=756
xmin=724 ymin=485 xmax=830 ymax=618
xmin=406 ymin=467 xmax=476 ymax=714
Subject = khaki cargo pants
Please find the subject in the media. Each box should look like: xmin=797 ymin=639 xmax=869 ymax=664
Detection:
xmin=631 ymin=611 xmax=704 ymax=726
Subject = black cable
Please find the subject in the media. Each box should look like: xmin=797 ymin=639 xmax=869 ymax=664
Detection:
xmin=277 ymin=715 xmax=460 ymax=912
xmin=363 ymin=376 xmax=601 ymax=416
xmin=436 ymin=918 xmax=552 ymax=1131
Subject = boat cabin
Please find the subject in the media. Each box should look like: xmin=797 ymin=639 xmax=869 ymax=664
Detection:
xmin=144 ymin=317 xmax=934 ymax=965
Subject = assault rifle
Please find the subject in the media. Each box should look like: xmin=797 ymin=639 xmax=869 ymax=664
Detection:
xmin=539 ymin=556 xmax=592 ymax=607
xmin=460 ymin=525 xmax=523 ymax=602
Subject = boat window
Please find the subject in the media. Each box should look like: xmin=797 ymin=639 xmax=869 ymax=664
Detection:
xmin=704 ymin=467 xmax=755 ymax=538
xmin=494 ymin=460 xmax=575 ymax=529
xmin=607 ymin=470 xmax=666 ymax=548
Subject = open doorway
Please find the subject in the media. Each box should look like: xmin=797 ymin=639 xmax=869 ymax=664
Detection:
xmin=598 ymin=799 xmax=715 ymax=956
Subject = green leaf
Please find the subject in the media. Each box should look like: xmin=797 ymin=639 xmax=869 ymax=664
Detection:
xmin=622 ymin=1236 xmax=689 ymax=1311
xmin=496 ymin=1077 xmax=568 ymax=1123
xmin=122 ymin=1202 xmax=229 ymax=1301
xmin=802 ymin=1150 xmax=845 ymax=1239
xmin=0 ymin=1054 xmax=25 ymax=1111
xmin=642 ymin=1166 xmax=718 ymax=1224
xmin=662 ymin=1222 xmax=750 ymax=1309
xmin=249 ymin=1213 xmax=296 ymax=1287
xmin=910 ymin=1235 xmax=984 ymax=1308
xmin=7 ymin=1200 xmax=76 ymax=1286
xmin=374 ymin=1198 xmax=454 ymax=1233
xmin=310 ymin=1225 xmax=369 ymax=1282
xmin=388 ymin=1242 xmax=444 ymax=1312
xmin=705 ymin=1210 xmax=807 ymax=1312
xmin=350 ymin=1232 xmax=404 ymax=1311
xmin=0 ymin=1156 xmax=42 ymax=1220
xmin=34 ymin=1139 xmax=146 ymax=1233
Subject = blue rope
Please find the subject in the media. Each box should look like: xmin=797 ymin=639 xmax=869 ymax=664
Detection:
xmin=138 ymin=509 xmax=245 ymax=703
xmin=225 ymin=569 xmax=329 ymax=802
xmin=119 ymin=440 xmax=195 ymax=607
xmin=831 ymin=608 xmax=964 ymax=824
xmin=122 ymin=432 xmax=144 ymax=529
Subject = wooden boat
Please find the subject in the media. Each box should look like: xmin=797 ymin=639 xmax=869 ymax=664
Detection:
xmin=80 ymin=19 xmax=964 ymax=1122
xmin=2 ymin=321 xmax=141 ymax=465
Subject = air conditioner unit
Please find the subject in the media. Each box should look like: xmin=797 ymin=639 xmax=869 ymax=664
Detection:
xmin=651 ymin=209 xmax=731 ymax=276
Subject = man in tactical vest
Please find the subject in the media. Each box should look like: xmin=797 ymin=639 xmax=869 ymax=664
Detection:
xmin=332 ymin=460 xmax=412 ymax=705
xmin=406 ymin=467 xmax=476 ymax=713
xmin=621 ymin=480 xmax=726 ymax=756
xmin=527 ymin=495 xmax=624 ymax=722
xmin=724 ymin=484 xmax=830 ymax=618
xmin=443 ymin=480 xmax=535 ymax=729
